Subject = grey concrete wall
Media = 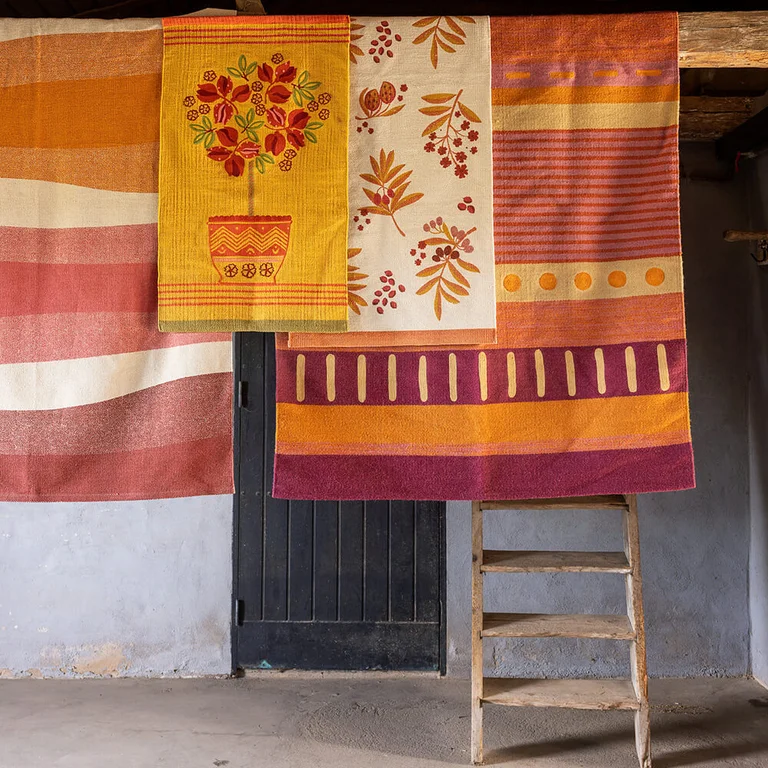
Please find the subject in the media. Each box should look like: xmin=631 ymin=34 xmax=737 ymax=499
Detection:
xmin=748 ymin=155 xmax=768 ymax=686
xmin=0 ymin=496 xmax=232 ymax=678
xmin=447 ymin=145 xmax=753 ymax=679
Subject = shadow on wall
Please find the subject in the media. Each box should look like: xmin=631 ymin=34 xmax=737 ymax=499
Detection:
xmin=446 ymin=142 xmax=753 ymax=680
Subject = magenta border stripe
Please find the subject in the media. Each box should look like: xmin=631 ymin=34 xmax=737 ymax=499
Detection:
xmin=276 ymin=340 xmax=688 ymax=406
xmin=273 ymin=443 xmax=695 ymax=501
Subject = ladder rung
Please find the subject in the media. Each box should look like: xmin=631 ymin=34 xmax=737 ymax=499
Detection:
xmin=482 ymin=612 xmax=635 ymax=639
xmin=482 ymin=550 xmax=631 ymax=573
xmin=481 ymin=677 xmax=640 ymax=711
xmin=480 ymin=495 xmax=629 ymax=511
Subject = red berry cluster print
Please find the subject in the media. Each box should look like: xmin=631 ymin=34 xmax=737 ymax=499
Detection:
xmin=349 ymin=19 xmax=403 ymax=64
xmin=420 ymin=90 xmax=481 ymax=178
xmin=372 ymin=271 xmax=406 ymax=313
xmin=186 ymin=54 xmax=329 ymax=177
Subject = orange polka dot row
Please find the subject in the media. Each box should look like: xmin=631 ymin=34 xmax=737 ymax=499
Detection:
xmin=502 ymin=267 xmax=667 ymax=294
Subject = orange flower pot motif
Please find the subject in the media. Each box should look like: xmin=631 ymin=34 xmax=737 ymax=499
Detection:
xmin=208 ymin=215 xmax=292 ymax=284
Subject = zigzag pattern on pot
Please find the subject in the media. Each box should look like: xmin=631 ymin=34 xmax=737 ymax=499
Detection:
xmin=209 ymin=228 xmax=290 ymax=257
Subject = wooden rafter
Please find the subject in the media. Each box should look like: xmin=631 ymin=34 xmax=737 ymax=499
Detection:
xmin=680 ymin=12 xmax=768 ymax=68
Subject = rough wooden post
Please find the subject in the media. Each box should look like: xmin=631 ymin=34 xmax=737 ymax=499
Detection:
xmin=623 ymin=495 xmax=652 ymax=768
xmin=471 ymin=501 xmax=484 ymax=765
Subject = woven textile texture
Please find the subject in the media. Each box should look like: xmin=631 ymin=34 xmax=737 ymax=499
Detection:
xmin=289 ymin=16 xmax=496 ymax=349
xmin=273 ymin=12 xmax=695 ymax=501
xmin=0 ymin=18 xmax=234 ymax=501
xmin=158 ymin=15 xmax=350 ymax=333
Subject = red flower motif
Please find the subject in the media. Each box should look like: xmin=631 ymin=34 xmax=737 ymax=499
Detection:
xmin=267 ymin=84 xmax=291 ymax=104
xmin=216 ymin=127 xmax=239 ymax=147
xmin=257 ymin=62 xmax=274 ymax=82
xmin=288 ymin=109 xmax=310 ymax=129
xmin=454 ymin=164 xmax=468 ymax=178
xmin=197 ymin=83 xmax=220 ymax=103
xmin=286 ymin=129 xmax=306 ymax=150
xmin=424 ymin=142 xmax=435 ymax=152
xmin=218 ymin=75 xmax=232 ymax=97
xmin=275 ymin=61 xmax=298 ymax=83
xmin=468 ymin=130 xmax=479 ymax=142
xmin=265 ymin=132 xmax=286 ymax=156
xmin=266 ymin=106 xmax=287 ymax=127
xmin=440 ymin=157 xmax=451 ymax=168
xmin=214 ymin=101 xmax=234 ymax=125
xmin=231 ymin=85 xmax=251 ymax=102
xmin=207 ymin=140 xmax=260 ymax=177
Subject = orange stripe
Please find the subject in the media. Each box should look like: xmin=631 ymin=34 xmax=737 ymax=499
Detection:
xmin=0 ymin=30 xmax=161 ymax=88
xmin=279 ymin=431 xmax=691 ymax=457
xmin=491 ymin=295 xmax=685 ymax=348
xmin=0 ymin=74 xmax=159 ymax=149
xmin=0 ymin=143 xmax=158 ymax=193
xmin=276 ymin=393 xmax=690 ymax=454
xmin=289 ymin=328 xmax=496 ymax=350
xmin=158 ymin=300 xmax=345 ymax=307
xmin=492 ymin=85 xmax=678 ymax=105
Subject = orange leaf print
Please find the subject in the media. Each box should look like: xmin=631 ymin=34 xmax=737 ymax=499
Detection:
xmin=412 ymin=16 xmax=475 ymax=69
xmin=359 ymin=150 xmax=423 ymax=237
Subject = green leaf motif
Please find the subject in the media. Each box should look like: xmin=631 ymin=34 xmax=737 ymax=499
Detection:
xmin=235 ymin=115 xmax=247 ymax=129
xmin=305 ymin=130 xmax=317 ymax=144
xmin=262 ymin=153 xmax=275 ymax=164
xmin=202 ymin=116 xmax=212 ymax=130
xmin=246 ymin=108 xmax=255 ymax=123
xmin=227 ymin=67 xmax=241 ymax=77
xmin=305 ymin=81 xmax=321 ymax=90
xmin=246 ymin=62 xmax=257 ymax=75
xmin=246 ymin=128 xmax=260 ymax=142
xmin=238 ymin=54 xmax=247 ymax=71
xmin=298 ymin=70 xmax=309 ymax=86
xmin=254 ymin=156 xmax=266 ymax=174
xmin=189 ymin=123 xmax=207 ymax=133
xmin=193 ymin=132 xmax=207 ymax=144
xmin=204 ymin=133 xmax=215 ymax=149
xmin=307 ymin=121 xmax=323 ymax=130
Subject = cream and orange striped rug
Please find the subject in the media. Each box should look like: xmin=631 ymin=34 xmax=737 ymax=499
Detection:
xmin=0 ymin=19 xmax=234 ymax=501
xmin=273 ymin=13 xmax=695 ymax=500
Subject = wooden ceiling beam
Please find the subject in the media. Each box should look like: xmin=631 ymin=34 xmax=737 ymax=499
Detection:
xmin=680 ymin=12 xmax=768 ymax=68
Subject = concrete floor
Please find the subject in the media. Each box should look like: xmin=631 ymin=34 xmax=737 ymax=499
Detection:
xmin=0 ymin=676 xmax=766 ymax=768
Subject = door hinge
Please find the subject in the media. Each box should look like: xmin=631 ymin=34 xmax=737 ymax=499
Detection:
xmin=235 ymin=598 xmax=245 ymax=626
xmin=237 ymin=380 xmax=248 ymax=409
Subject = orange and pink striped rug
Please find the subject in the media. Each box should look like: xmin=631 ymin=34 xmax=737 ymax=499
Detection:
xmin=0 ymin=19 xmax=234 ymax=501
xmin=273 ymin=13 xmax=695 ymax=500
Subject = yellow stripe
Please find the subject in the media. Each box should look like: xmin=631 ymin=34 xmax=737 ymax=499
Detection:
xmin=296 ymin=354 xmax=306 ymax=403
xmin=496 ymin=257 xmax=682 ymax=304
xmin=565 ymin=351 xmax=576 ymax=397
xmin=357 ymin=354 xmax=366 ymax=403
xmin=507 ymin=352 xmax=517 ymax=399
xmin=449 ymin=353 xmax=458 ymax=403
xmin=657 ymin=343 xmax=670 ymax=391
xmin=478 ymin=352 xmax=488 ymax=402
xmin=325 ymin=354 xmax=336 ymax=402
xmin=388 ymin=354 xmax=397 ymax=402
xmin=593 ymin=70 xmax=618 ymax=78
xmin=505 ymin=71 xmax=531 ymax=79
xmin=595 ymin=348 xmax=606 ymax=395
xmin=419 ymin=356 xmax=428 ymax=403
xmin=534 ymin=349 xmax=546 ymax=398
xmin=493 ymin=101 xmax=678 ymax=131
xmin=277 ymin=394 xmax=691 ymax=456
xmin=625 ymin=346 xmax=638 ymax=393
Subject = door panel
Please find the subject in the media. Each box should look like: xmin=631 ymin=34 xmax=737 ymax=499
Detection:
xmin=234 ymin=333 xmax=446 ymax=671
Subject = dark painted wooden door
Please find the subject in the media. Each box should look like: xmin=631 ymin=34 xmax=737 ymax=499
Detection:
xmin=233 ymin=333 xmax=446 ymax=671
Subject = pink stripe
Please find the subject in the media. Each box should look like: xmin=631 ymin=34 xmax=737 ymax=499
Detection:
xmin=273 ymin=443 xmax=695 ymax=500
xmin=0 ymin=374 xmax=232 ymax=455
xmin=277 ymin=341 xmax=688 ymax=407
xmin=0 ymin=433 xmax=234 ymax=501
xmin=0 ymin=312 xmax=227 ymax=364
xmin=0 ymin=224 xmax=157 ymax=265
xmin=0 ymin=262 xmax=156 ymax=316
xmin=491 ymin=60 xmax=678 ymax=88
xmin=493 ymin=127 xmax=677 ymax=141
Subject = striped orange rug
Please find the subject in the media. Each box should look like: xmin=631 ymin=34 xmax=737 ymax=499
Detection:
xmin=0 ymin=19 xmax=234 ymax=501
xmin=273 ymin=13 xmax=695 ymax=500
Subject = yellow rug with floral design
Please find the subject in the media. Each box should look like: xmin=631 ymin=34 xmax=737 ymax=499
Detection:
xmin=158 ymin=15 xmax=350 ymax=332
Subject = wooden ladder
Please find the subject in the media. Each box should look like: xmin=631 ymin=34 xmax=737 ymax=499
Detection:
xmin=471 ymin=494 xmax=651 ymax=767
